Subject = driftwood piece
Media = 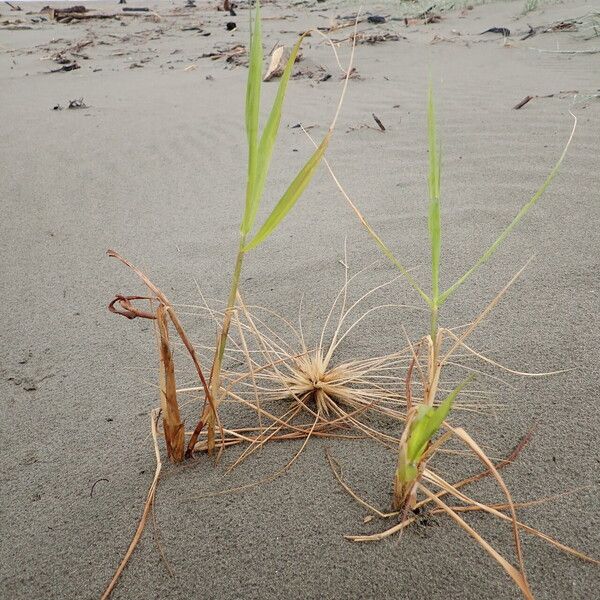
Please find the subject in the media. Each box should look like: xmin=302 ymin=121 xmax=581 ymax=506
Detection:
xmin=513 ymin=90 xmax=579 ymax=109
xmin=404 ymin=14 xmax=441 ymax=26
xmin=372 ymin=113 xmax=386 ymax=131
xmin=42 ymin=5 xmax=158 ymax=23
xmin=480 ymin=26 xmax=510 ymax=36
xmin=513 ymin=95 xmax=534 ymax=109
xmin=48 ymin=62 xmax=80 ymax=73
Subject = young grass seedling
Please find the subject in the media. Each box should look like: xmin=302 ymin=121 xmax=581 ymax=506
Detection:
xmin=109 ymin=2 xmax=356 ymax=462
xmin=317 ymin=84 xmax=576 ymax=507
xmin=317 ymin=86 xmax=581 ymax=597
xmin=186 ymin=0 xmax=354 ymax=457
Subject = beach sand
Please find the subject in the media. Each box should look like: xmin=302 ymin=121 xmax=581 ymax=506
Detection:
xmin=1 ymin=0 xmax=599 ymax=598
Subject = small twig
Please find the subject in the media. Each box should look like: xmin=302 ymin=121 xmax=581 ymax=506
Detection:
xmin=532 ymin=47 xmax=600 ymax=54
xmin=514 ymin=95 xmax=534 ymax=110
xmin=90 ymin=478 xmax=109 ymax=498
xmin=372 ymin=113 xmax=386 ymax=131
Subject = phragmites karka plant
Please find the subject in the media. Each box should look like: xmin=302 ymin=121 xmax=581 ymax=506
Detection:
xmin=316 ymin=88 xmax=598 ymax=598
xmin=103 ymin=4 xmax=357 ymax=598
xmin=108 ymin=0 xmax=355 ymax=465
xmin=102 ymin=3 xmax=598 ymax=596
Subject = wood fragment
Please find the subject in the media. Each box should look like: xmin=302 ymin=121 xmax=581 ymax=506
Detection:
xmin=68 ymin=97 xmax=88 ymax=109
xmin=480 ymin=27 xmax=510 ymax=36
xmin=417 ymin=5 xmax=435 ymax=19
xmin=513 ymin=95 xmax=534 ymax=109
xmin=520 ymin=25 xmax=538 ymax=41
xmin=372 ymin=113 xmax=385 ymax=131
xmin=403 ymin=11 xmax=442 ymax=25
xmin=535 ymin=48 xmax=600 ymax=54
xmin=48 ymin=62 xmax=80 ymax=73
xmin=43 ymin=6 xmax=159 ymax=23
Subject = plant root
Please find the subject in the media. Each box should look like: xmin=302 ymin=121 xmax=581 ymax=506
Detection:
xmin=100 ymin=410 xmax=162 ymax=600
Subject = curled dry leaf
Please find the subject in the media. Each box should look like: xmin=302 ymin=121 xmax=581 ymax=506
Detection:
xmin=264 ymin=45 xmax=289 ymax=81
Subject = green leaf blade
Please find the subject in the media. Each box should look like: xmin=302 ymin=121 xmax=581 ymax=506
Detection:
xmin=427 ymin=84 xmax=442 ymax=303
xmin=241 ymin=0 xmax=263 ymax=235
xmin=243 ymin=132 xmax=331 ymax=252
xmin=246 ymin=37 xmax=306 ymax=231
xmin=406 ymin=375 xmax=473 ymax=462
xmin=439 ymin=115 xmax=576 ymax=305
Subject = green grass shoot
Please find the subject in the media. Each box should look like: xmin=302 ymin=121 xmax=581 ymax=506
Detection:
xmin=195 ymin=0 xmax=350 ymax=454
xmin=320 ymin=82 xmax=579 ymax=596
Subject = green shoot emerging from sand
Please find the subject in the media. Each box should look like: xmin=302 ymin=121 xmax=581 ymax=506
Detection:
xmin=185 ymin=0 xmax=354 ymax=459
xmin=109 ymin=2 xmax=355 ymax=463
xmin=103 ymin=7 xmax=355 ymax=600
xmin=317 ymin=88 xmax=583 ymax=598
xmin=361 ymin=88 xmax=575 ymax=514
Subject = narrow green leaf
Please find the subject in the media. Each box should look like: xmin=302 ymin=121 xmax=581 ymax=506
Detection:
xmin=396 ymin=461 xmax=418 ymax=484
xmin=241 ymin=0 xmax=263 ymax=235
xmin=406 ymin=375 xmax=473 ymax=462
xmin=406 ymin=406 xmax=434 ymax=464
xmin=362 ymin=227 xmax=432 ymax=307
xmin=439 ymin=117 xmax=576 ymax=305
xmin=245 ymin=36 xmax=306 ymax=232
xmin=243 ymin=132 xmax=331 ymax=252
xmin=427 ymin=84 xmax=442 ymax=304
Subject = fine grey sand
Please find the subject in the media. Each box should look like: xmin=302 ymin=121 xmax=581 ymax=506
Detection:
xmin=1 ymin=1 xmax=599 ymax=598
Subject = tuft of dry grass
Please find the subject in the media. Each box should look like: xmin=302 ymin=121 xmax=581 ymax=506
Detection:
xmin=108 ymin=250 xmax=216 ymax=463
xmin=181 ymin=256 xmax=417 ymax=467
